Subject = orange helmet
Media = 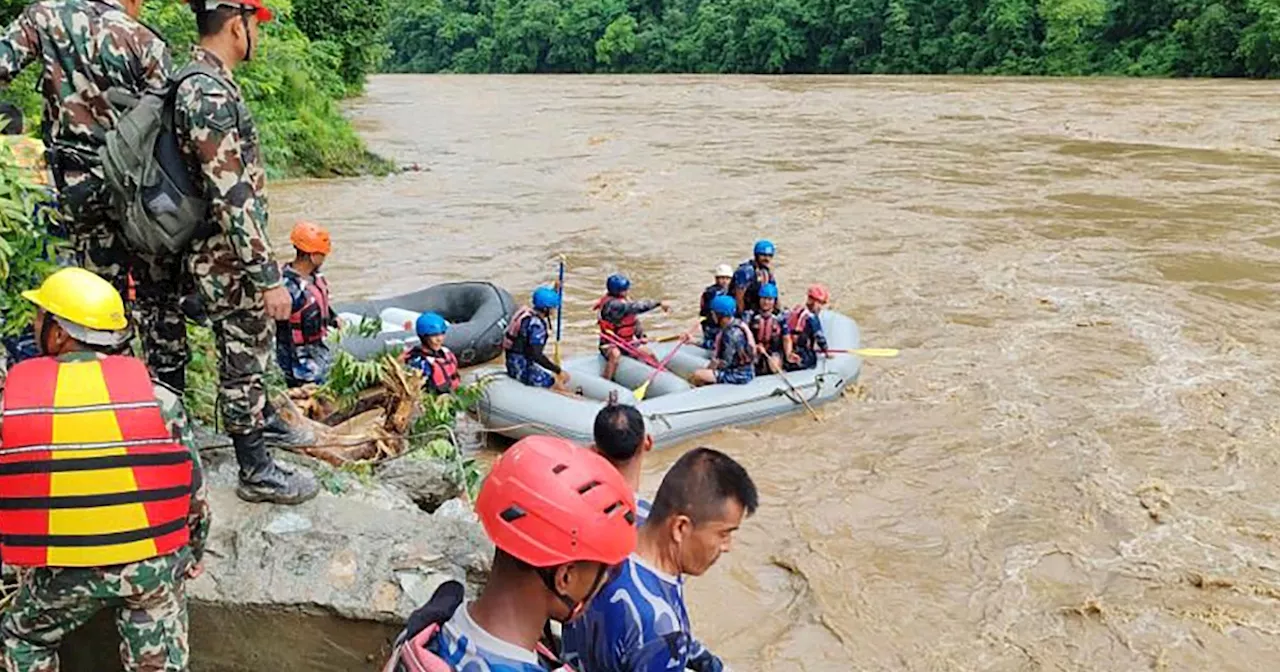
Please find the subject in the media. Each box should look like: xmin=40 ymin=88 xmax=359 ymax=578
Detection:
xmin=807 ymin=284 xmax=830 ymax=304
xmin=290 ymin=221 xmax=331 ymax=255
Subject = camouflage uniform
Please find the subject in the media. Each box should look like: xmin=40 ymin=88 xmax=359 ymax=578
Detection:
xmin=0 ymin=352 xmax=211 ymax=672
xmin=0 ymin=0 xmax=190 ymax=387
xmin=174 ymin=46 xmax=280 ymax=436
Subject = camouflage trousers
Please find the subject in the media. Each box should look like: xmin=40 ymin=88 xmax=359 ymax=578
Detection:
xmin=1 ymin=552 xmax=191 ymax=672
xmin=188 ymin=234 xmax=272 ymax=436
xmin=59 ymin=170 xmax=188 ymax=384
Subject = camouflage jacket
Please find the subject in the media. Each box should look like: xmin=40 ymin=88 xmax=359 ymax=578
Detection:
xmin=0 ymin=0 xmax=169 ymax=168
xmin=0 ymin=351 xmax=211 ymax=562
xmin=174 ymin=46 xmax=280 ymax=289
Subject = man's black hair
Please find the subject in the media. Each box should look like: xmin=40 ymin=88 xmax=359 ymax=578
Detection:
xmin=647 ymin=447 xmax=758 ymax=526
xmin=195 ymin=4 xmax=247 ymax=37
xmin=593 ymin=403 xmax=645 ymax=465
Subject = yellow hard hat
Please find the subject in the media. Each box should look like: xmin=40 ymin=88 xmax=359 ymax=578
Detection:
xmin=23 ymin=267 xmax=128 ymax=332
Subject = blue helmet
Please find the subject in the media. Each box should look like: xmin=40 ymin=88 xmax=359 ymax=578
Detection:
xmin=754 ymin=239 xmax=776 ymax=256
xmin=415 ymin=312 xmax=447 ymax=337
xmin=606 ymin=274 xmax=631 ymax=296
xmin=758 ymin=283 xmax=778 ymax=300
xmin=710 ymin=295 xmax=737 ymax=317
xmin=532 ymin=286 xmax=560 ymax=311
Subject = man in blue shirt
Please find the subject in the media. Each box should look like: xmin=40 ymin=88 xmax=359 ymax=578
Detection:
xmin=562 ymin=447 xmax=758 ymax=672
xmin=783 ymin=284 xmax=832 ymax=372
xmin=591 ymin=402 xmax=654 ymax=523
xmin=692 ymin=296 xmax=756 ymax=387
xmin=729 ymin=239 xmax=777 ymax=315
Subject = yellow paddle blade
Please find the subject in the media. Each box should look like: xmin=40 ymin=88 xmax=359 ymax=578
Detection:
xmin=853 ymin=348 xmax=899 ymax=358
xmin=553 ymin=343 xmax=562 ymax=367
xmin=633 ymin=380 xmax=651 ymax=400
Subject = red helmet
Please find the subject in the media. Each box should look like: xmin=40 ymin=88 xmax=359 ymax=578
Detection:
xmin=194 ymin=0 xmax=273 ymax=22
xmin=477 ymin=435 xmax=637 ymax=568
xmin=807 ymin=284 xmax=830 ymax=304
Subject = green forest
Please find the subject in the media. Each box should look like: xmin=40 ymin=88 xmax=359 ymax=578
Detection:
xmin=382 ymin=0 xmax=1280 ymax=76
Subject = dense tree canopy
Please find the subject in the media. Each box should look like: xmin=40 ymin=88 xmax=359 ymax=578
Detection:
xmin=382 ymin=0 xmax=1280 ymax=75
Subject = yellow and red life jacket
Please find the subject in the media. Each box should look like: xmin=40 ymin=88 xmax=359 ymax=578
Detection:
xmin=0 ymin=355 xmax=193 ymax=568
xmin=713 ymin=320 xmax=758 ymax=368
xmin=594 ymin=295 xmax=642 ymax=344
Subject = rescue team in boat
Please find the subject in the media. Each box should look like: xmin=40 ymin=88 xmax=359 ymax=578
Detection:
xmin=502 ymin=239 xmax=834 ymax=393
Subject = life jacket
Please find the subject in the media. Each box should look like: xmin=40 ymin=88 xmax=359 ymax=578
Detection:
xmin=594 ymin=295 xmax=640 ymax=343
xmin=786 ymin=305 xmax=817 ymax=351
xmin=406 ymin=347 xmax=460 ymax=393
xmin=286 ymin=267 xmax=332 ymax=346
xmin=0 ymin=355 xmax=193 ymax=568
xmin=750 ymin=311 xmax=783 ymax=351
xmin=713 ymin=320 xmax=757 ymax=368
xmin=385 ymin=581 xmax=577 ymax=672
xmin=502 ymin=306 xmax=542 ymax=356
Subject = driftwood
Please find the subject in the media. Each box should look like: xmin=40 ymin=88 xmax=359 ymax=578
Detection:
xmin=277 ymin=359 xmax=426 ymax=466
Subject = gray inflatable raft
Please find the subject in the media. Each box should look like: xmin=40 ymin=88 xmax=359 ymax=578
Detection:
xmin=470 ymin=311 xmax=862 ymax=448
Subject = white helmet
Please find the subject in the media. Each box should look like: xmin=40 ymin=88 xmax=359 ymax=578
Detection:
xmin=714 ymin=264 xmax=733 ymax=278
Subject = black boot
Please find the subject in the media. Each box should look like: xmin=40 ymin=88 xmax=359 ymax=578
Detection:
xmin=231 ymin=430 xmax=319 ymax=505
xmin=262 ymin=404 xmax=315 ymax=448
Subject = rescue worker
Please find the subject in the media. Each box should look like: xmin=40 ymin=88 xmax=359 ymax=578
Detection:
xmin=729 ymin=239 xmax=777 ymax=315
xmin=744 ymin=282 xmax=785 ymax=375
xmin=783 ymin=284 xmax=832 ymax=372
xmin=562 ymin=447 xmax=757 ymax=672
xmin=504 ymin=287 xmax=571 ymax=392
xmin=0 ymin=267 xmax=209 ymax=672
xmin=403 ymin=312 xmax=460 ymax=395
xmin=592 ymin=402 xmax=654 ymax=523
xmin=595 ymin=274 xmax=668 ymax=382
xmin=691 ymin=295 xmax=755 ymax=387
xmin=0 ymin=0 xmax=190 ymax=391
xmin=698 ymin=264 xmax=733 ymax=349
xmin=276 ymin=221 xmax=336 ymax=388
xmin=383 ymin=435 xmax=637 ymax=671
xmin=175 ymin=0 xmax=318 ymax=504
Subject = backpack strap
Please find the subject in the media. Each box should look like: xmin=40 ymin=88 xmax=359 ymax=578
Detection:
xmin=161 ymin=63 xmax=235 ymax=131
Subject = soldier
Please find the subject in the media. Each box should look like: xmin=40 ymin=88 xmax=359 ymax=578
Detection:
xmin=174 ymin=0 xmax=317 ymax=504
xmin=0 ymin=267 xmax=210 ymax=672
xmin=0 ymin=0 xmax=189 ymax=392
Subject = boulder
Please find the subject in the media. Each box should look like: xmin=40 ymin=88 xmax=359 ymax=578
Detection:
xmin=376 ymin=456 xmax=462 ymax=512
xmin=62 ymin=448 xmax=492 ymax=671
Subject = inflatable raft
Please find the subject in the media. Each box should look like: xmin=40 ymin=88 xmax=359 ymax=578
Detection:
xmin=334 ymin=282 xmax=516 ymax=366
xmin=471 ymin=311 xmax=862 ymax=448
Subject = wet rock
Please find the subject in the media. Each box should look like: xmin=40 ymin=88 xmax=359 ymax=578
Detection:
xmin=376 ymin=456 xmax=462 ymax=513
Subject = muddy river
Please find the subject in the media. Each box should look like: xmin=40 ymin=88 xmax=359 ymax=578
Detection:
xmin=272 ymin=75 xmax=1280 ymax=670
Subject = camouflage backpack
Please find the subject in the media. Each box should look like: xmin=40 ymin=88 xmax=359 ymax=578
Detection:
xmin=100 ymin=62 xmax=225 ymax=256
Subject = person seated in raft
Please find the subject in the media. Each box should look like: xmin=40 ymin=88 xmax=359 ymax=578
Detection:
xmin=276 ymin=222 xmax=338 ymax=387
xmin=744 ymin=282 xmax=785 ymax=376
xmin=592 ymin=401 xmax=654 ymax=524
xmin=382 ymin=435 xmax=637 ymax=672
xmin=699 ymin=264 xmax=734 ymax=348
xmin=596 ymin=273 xmax=668 ymax=382
xmin=403 ymin=312 xmax=460 ymax=395
xmin=729 ymin=239 xmax=777 ymax=315
xmin=783 ymin=283 xmax=833 ymax=372
xmin=561 ymin=446 xmax=758 ymax=672
xmin=503 ymin=286 xmax=571 ymax=391
xmin=691 ymin=295 xmax=756 ymax=387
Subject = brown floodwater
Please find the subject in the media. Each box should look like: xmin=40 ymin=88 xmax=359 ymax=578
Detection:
xmin=272 ymin=75 xmax=1280 ymax=670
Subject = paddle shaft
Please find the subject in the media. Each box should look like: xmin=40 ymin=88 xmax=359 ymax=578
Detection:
xmin=826 ymin=348 xmax=899 ymax=357
xmin=638 ymin=339 xmax=688 ymax=391
xmin=599 ymin=330 xmax=662 ymax=368
xmin=554 ymin=259 xmax=565 ymax=365
xmin=769 ymin=357 xmax=822 ymax=422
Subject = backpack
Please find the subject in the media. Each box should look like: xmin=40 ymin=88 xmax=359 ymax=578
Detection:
xmin=99 ymin=62 xmax=225 ymax=256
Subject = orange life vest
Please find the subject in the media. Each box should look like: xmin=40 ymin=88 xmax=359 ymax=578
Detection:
xmin=713 ymin=319 xmax=758 ymax=368
xmin=594 ymin=295 xmax=641 ymax=343
xmin=0 ymin=355 xmax=193 ymax=568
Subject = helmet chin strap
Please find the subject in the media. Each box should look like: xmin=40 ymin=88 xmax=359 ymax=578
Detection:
xmin=241 ymin=11 xmax=253 ymax=62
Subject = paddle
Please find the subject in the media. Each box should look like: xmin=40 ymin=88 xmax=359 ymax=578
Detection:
xmin=553 ymin=257 xmax=565 ymax=367
xmin=826 ymin=348 xmax=900 ymax=358
xmin=634 ymin=336 xmax=689 ymax=401
xmin=599 ymin=329 xmax=662 ymax=368
xmin=769 ymin=356 xmax=822 ymax=423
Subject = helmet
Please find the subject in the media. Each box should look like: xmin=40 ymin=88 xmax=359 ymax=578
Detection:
xmin=477 ymin=435 xmax=637 ymax=567
xmin=290 ymin=221 xmax=331 ymax=255
xmin=23 ymin=268 xmax=130 ymax=346
xmin=193 ymin=0 xmax=273 ymax=22
xmin=807 ymin=284 xmax=830 ymax=303
xmin=532 ymin=286 xmax=560 ymax=311
xmin=753 ymin=240 xmax=776 ymax=256
xmin=710 ymin=295 xmax=737 ymax=317
xmin=714 ymin=264 xmax=734 ymax=278
xmin=606 ymin=274 xmax=631 ymax=296
xmin=415 ymin=312 xmax=447 ymax=337
xmin=758 ymin=283 xmax=778 ymax=300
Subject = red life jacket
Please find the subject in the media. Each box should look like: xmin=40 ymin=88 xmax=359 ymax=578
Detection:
xmin=751 ymin=311 xmax=782 ymax=351
xmin=287 ymin=269 xmax=332 ymax=346
xmin=407 ymin=347 xmax=460 ymax=393
xmin=0 ymin=355 xmax=193 ymax=568
xmin=594 ymin=295 xmax=641 ymax=343
xmin=786 ymin=305 xmax=818 ymax=351
xmin=502 ymin=306 xmax=538 ymax=354
xmin=713 ymin=319 xmax=758 ymax=368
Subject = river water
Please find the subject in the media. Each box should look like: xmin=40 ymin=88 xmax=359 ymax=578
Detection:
xmin=273 ymin=75 xmax=1280 ymax=670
